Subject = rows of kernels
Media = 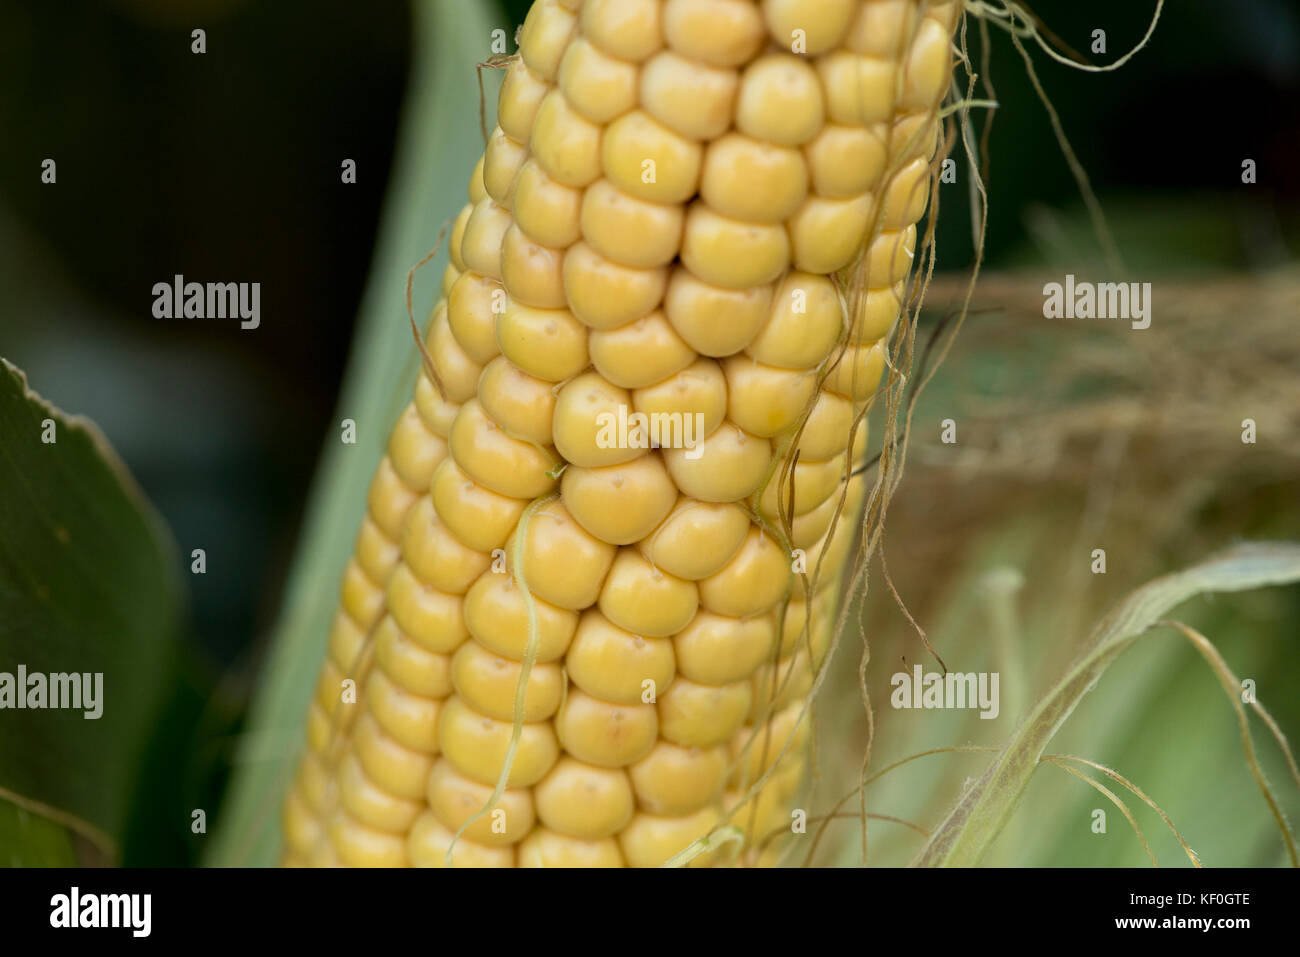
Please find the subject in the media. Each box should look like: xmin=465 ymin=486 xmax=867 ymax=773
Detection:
xmin=285 ymin=0 xmax=959 ymax=867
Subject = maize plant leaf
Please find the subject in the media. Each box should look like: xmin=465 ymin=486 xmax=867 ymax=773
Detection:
xmin=209 ymin=0 xmax=503 ymax=866
xmin=0 ymin=358 xmax=183 ymax=863
xmin=913 ymin=541 xmax=1300 ymax=867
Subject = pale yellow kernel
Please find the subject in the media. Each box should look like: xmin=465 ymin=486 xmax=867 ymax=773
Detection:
xmin=438 ymin=695 xmax=559 ymax=787
xmin=864 ymin=224 xmax=917 ymax=287
xmin=698 ymin=526 xmax=791 ymax=617
xmin=534 ymin=757 xmax=636 ymax=839
xmin=501 ymin=225 xmax=568 ymax=309
xmin=353 ymin=516 xmax=400 ymax=588
xmin=448 ymin=203 xmax=472 ymax=272
xmin=414 ymin=372 xmax=460 ymax=438
xmin=777 ymin=591 xmax=835 ymax=657
xmin=747 ymin=271 xmax=845 ymax=370
xmin=426 ymin=758 xmax=536 ymax=846
xmin=531 ymin=89 xmax=603 ymax=188
xmin=563 ymin=241 xmax=668 ymax=331
xmin=762 ymin=0 xmax=857 ymax=56
xmin=557 ymin=37 xmax=639 ymax=124
xmin=374 ymin=614 xmax=454 ymax=699
xmin=638 ymin=498 xmax=751 ymax=581
xmin=476 ymin=356 xmax=556 ymax=447
xmin=629 ymin=741 xmax=729 ymax=816
xmin=282 ymin=788 xmax=321 ymax=857
xmin=511 ymin=159 xmax=584 ymax=250
xmin=900 ymin=14 xmax=953 ymax=112
xmin=468 ymin=154 xmax=487 ymax=205
xmin=555 ymin=688 xmax=659 ymax=767
xmin=329 ymin=809 xmax=409 ymax=867
xmin=598 ymin=548 xmax=699 ymax=638
xmin=450 ymin=639 xmax=564 ymax=722
xmin=431 ymin=456 xmax=529 ymax=554
xmin=663 ymin=268 xmax=772 ymax=358
xmin=341 ymin=558 xmax=385 ymax=632
xmin=561 ymin=453 xmax=679 ymax=546
xmin=497 ymin=58 xmax=549 ymax=144
xmin=825 ymin=341 xmax=887 ymax=400
xmin=460 ymin=198 xmax=513 ymax=280
xmin=757 ymin=450 xmax=847 ymax=517
xmin=681 ymin=203 xmax=790 ymax=290
xmin=602 ymin=109 xmax=702 ymax=206
xmin=787 ymin=192 xmax=875 ymax=274
xmin=723 ymin=357 xmax=819 ymax=438
xmin=517 ymin=0 xmax=577 ymax=82
xmin=353 ymin=711 xmax=436 ymax=801
xmin=729 ymin=705 xmax=811 ymax=788
xmin=463 ymin=571 xmax=579 ymax=663
xmin=750 ymin=648 xmax=815 ymax=718
xmin=657 ymin=675 xmax=753 ymax=747
xmin=589 ymin=309 xmax=696 ymax=389
xmin=673 ymin=611 xmax=776 ymax=685
xmin=426 ymin=300 xmax=485 ymax=404
xmin=700 ymin=133 xmax=808 ymax=224
xmin=518 ymin=827 xmax=625 ymax=867
xmin=449 ymin=399 xmax=559 ymax=500
xmin=805 ymin=123 xmax=887 ymax=197
xmin=483 ymin=126 xmax=529 ymax=206
xmin=552 ymin=372 xmax=641 ymax=468
xmin=509 ymin=499 xmax=618 ymax=610
xmin=845 ymin=0 xmax=915 ymax=58
xmin=366 ymin=666 xmax=442 ymax=754
xmin=640 ymin=51 xmax=738 ymax=140
xmin=565 ymin=608 xmax=676 ymax=705
xmin=663 ymin=0 xmax=766 ymax=68
xmin=448 ymin=271 xmax=506 ymax=365
xmin=367 ymin=456 xmax=416 ymax=540
xmin=735 ymin=54 xmax=825 ymax=146
xmin=882 ymin=155 xmax=932 ymax=230
xmin=581 ymin=178 xmax=684 ymax=269
xmin=581 ymin=0 xmax=663 ymax=63
xmin=631 ymin=358 xmax=728 ymax=441
xmin=662 ymin=422 xmax=771 ymax=504
xmin=385 ymin=562 xmax=470 ymax=655
xmin=408 ymin=810 xmax=515 ymax=867
xmin=338 ymin=752 xmax=423 ymax=834
xmin=817 ymin=52 xmax=897 ymax=126
xmin=402 ymin=497 xmax=491 ymax=595
xmin=848 ymin=284 xmax=904 ymax=345
xmin=619 ymin=807 xmax=725 ymax=868
xmin=496 ymin=301 xmax=590 ymax=382
xmin=328 ymin=609 xmax=368 ymax=673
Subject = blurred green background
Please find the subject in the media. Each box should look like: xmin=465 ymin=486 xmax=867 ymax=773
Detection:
xmin=0 ymin=0 xmax=1296 ymax=865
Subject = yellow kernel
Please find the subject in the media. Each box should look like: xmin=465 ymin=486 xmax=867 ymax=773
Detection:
xmin=366 ymin=667 xmax=441 ymax=753
xmin=385 ymin=563 xmax=470 ymax=655
xmin=640 ymin=51 xmax=738 ymax=140
xmin=791 ymin=513 xmax=856 ymax=597
xmin=441 ymin=262 xmax=460 ymax=298
xmin=518 ymin=827 xmax=625 ymax=867
xmin=779 ymin=480 xmax=848 ymax=548
xmin=663 ymin=268 xmax=772 ymax=357
xmin=673 ymin=611 xmax=776 ymax=685
xmin=449 ymin=399 xmax=559 ymax=500
xmin=426 ymin=758 xmax=535 ymax=846
xmin=638 ymin=498 xmax=751 ymax=580
xmin=530 ymin=89 xmax=603 ymax=188
xmin=555 ymin=688 xmax=659 ymax=767
xmin=282 ymin=788 xmax=321 ymax=857
xmin=557 ymin=36 xmax=639 ymax=123
xmin=788 ymin=192 xmax=875 ymax=274
xmin=889 ymin=112 xmax=940 ymax=163
xmin=426 ymin=301 xmax=485 ymax=404
xmin=589 ymin=309 xmax=695 ymax=389
xmin=408 ymin=810 xmax=514 ymax=868
xmin=338 ymin=752 xmax=423 ymax=834
xmin=517 ymin=0 xmax=577 ymax=81
xmin=431 ymin=456 xmax=529 ymax=554
xmin=736 ymin=55 xmax=825 ymax=146
xmin=468 ymin=154 xmax=487 ymax=205
xmin=460 ymin=198 xmax=513 ymax=280
xmin=825 ymin=341 xmax=887 ymax=400
xmin=663 ymin=0 xmax=766 ymax=68
xmin=750 ymin=649 xmax=815 ymax=719
xmin=845 ymin=0 xmax=914 ymax=58
xmin=483 ymin=126 xmax=529 ymax=206
xmin=448 ymin=203 xmax=472 ymax=272
xmin=599 ymin=547 xmax=700 ymax=638
xmin=374 ymin=614 xmax=453 ymax=699
xmin=501 ymin=225 xmax=568 ymax=309
xmin=450 ymin=639 xmax=564 ymax=722
xmin=448 ymin=271 xmax=506 ymax=365
xmin=848 ymin=284 xmax=904 ymax=345
xmin=601 ymin=109 xmax=702 ymax=205
xmin=560 ymin=453 xmax=679 ymax=545
xmin=805 ymin=123 xmax=887 ymax=197
xmin=563 ymin=241 xmax=668 ymax=331
xmin=341 ymin=558 xmax=385 ymax=631
xmin=367 ymin=456 xmax=416 ymax=540
xmin=512 ymin=159 xmax=584 ymax=250
xmin=414 ymin=372 xmax=460 ymax=438
xmin=817 ymin=52 xmax=896 ymax=125
xmin=387 ymin=402 xmax=447 ymax=492
xmin=565 ymin=609 xmax=676 ymax=705
xmin=496 ymin=301 xmax=589 ymax=382
xmin=581 ymin=179 xmax=684 ymax=269
xmin=757 ymin=451 xmax=847 ymax=517
xmin=552 ymin=372 xmax=641 ymax=468
xmin=657 ymin=676 xmax=753 ymax=748
xmin=662 ymin=422 xmax=771 ymax=503
xmin=328 ymin=609 xmax=368 ymax=672
xmin=864 ymin=225 xmax=917 ymax=286
xmin=723 ymin=357 xmax=819 ymax=438
xmin=497 ymin=57 xmax=549 ymax=143
xmin=476 ymin=356 xmax=557 ymax=447
xmin=313 ymin=657 xmax=347 ymax=716
xmin=619 ymin=807 xmax=724 ymax=868
xmin=629 ymin=741 xmax=729 ymax=816
xmin=353 ymin=711 xmax=436 ymax=801
xmin=747 ymin=271 xmax=845 ymax=370
xmin=901 ymin=15 xmax=952 ymax=111
xmin=438 ymin=695 xmax=560 ymax=787
xmin=777 ymin=591 xmax=835 ymax=657
xmin=329 ymin=809 xmax=409 ymax=867
xmin=681 ymin=203 xmax=790 ymax=290
xmin=534 ymin=756 xmax=635 ymax=839
xmin=882 ymin=155 xmax=932 ymax=230
xmin=305 ymin=700 xmax=336 ymax=755
xmin=699 ymin=133 xmax=808 ymax=224
xmin=580 ymin=0 xmax=663 ymax=62
xmin=353 ymin=517 xmax=400 ymax=592
xmin=698 ymin=526 xmax=791 ymax=617
xmin=510 ymin=499 xmax=618 ymax=610
xmin=762 ymin=0 xmax=856 ymax=56
xmin=402 ymin=497 xmax=491 ymax=594
xmin=631 ymin=357 xmax=728 ymax=439
xmin=463 ymin=571 xmax=579 ymax=663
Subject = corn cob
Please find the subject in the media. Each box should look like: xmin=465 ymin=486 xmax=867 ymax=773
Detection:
xmin=283 ymin=0 xmax=960 ymax=868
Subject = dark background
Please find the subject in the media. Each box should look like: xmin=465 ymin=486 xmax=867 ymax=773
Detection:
xmin=0 ymin=0 xmax=1296 ymax=863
